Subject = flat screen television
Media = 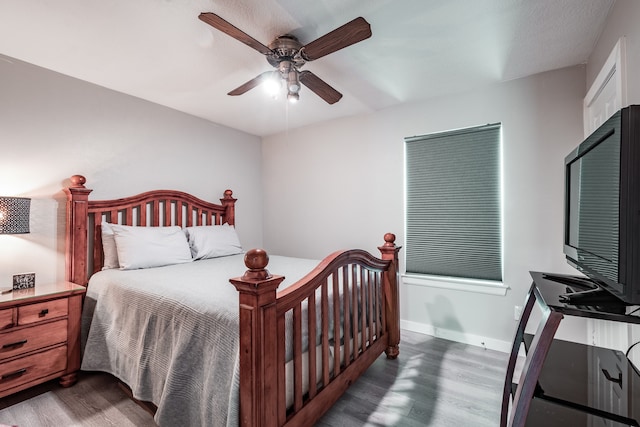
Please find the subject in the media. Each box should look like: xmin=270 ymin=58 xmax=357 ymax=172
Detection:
xmin=563 ymin=105 xmax=640 ymax=305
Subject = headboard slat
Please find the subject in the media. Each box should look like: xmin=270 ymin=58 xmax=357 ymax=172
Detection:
xmin=187 ymin=204 xmax=194 ymax=227
xmin=93 ymin=215 xmax=103 ymax=275
xmin=125 ymin=207 xmax=133 ymax=226
xmin=163 ymin=200 xmax=170 ymax=226
xmin=139 ymin=205 xmax=147 ymax=226
xmin=64 ymin=175 xmax=236 ymax=285
xmin=176 ymin=202 xmax=183 ymax=227
xmin=152 ymin=200 xmax=159 ymax=226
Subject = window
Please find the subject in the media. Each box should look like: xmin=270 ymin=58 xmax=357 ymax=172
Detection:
xmin=405 ymin=123 xmax=502 ymax=283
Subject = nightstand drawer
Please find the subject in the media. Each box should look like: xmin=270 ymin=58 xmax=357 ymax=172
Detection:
xmin=0 ymin=319 xmax=67 ymax=361
xmin=0 ymin=345 xmax=67 ymax=393
xmin=0 ymin=309 xmax=14 ymax=330
xmin=18 ymin=299 xmax=68 ymax=326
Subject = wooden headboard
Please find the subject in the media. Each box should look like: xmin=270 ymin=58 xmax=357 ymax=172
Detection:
xmin=63 ymin=175 xmax=237 ymax=286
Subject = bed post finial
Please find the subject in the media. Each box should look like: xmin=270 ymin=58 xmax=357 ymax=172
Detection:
xmin=382 ymin=232 xmax=396 ymax=247
xmin=379 ymin=233 xmax=401 ymax=359
xmin=69 ymin=174 xmax=87 ymax=188
xmin=241 ymin=248 xmax=271 ymax=280
xmin=230 ymin=248 xmax=283 ymax=427
xmin=220 ymin=189 xmax=236 ymax=226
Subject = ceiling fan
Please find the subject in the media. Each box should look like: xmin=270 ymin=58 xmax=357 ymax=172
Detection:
xmin=198 ymin=13 xmax=372 ymax=104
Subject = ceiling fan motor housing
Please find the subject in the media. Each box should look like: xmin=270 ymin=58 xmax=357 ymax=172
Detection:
xmin=267 ymin=35 xmax=305 ymax=70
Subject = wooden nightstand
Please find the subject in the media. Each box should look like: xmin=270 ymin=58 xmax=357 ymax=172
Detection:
xmin=0 ymin=281 xmax=86 ymax=398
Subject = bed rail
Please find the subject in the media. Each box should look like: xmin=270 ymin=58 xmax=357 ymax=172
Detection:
xmin=230 ymin=234 xmax=400 ymax=427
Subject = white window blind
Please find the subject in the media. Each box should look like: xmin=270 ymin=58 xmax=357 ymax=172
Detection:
xmin=405 ymin=123 xmax=502 ymax=282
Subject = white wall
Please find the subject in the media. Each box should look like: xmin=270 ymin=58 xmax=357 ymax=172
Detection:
xmin=0 ymin=55 xmax=263 ymax=286
xmin=262 ymin=66 xmax=588 ymax=350
xmin=586 ymin=0 xmax=640 ymax=105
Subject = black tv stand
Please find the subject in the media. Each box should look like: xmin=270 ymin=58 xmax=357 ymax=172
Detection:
xmin=501 ymin=271 xmax=640 ymax=426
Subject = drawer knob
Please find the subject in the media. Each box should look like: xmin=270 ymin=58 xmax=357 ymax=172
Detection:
xmin=2 ymin=339 xmax=27 ymax=350
xmin=0 ymin=368 xmax=27 ymax=382
xmin=38 ymin=309 xmax=49 ymax=318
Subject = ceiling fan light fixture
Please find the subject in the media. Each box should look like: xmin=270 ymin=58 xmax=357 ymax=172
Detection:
xmin=287 ymin=70 xmax=300 ymax=93
xmin=287 ymin=91 xmax=299 ymax=103
xmin=262 ymin=72 xmax=281 ymax=97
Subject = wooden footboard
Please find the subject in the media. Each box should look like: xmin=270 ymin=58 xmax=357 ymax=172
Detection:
xmin=230 ymin=235 xmax=400 ymax=427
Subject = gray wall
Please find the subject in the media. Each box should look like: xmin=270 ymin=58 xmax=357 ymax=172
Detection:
xmin=262 ymin=66 xmax=588 ymax=350
xmin=0 ymin=55 xmax=263 ymax=285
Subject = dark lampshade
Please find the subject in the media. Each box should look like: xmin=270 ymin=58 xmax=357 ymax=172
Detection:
xmin=0 ymin=197 xmax=30 ymax=234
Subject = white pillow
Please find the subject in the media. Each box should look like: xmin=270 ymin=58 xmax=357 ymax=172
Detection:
xmin=101 ymin=223 xmax=120 ymax=270
xmin=110 ymin=224 xmax=193 ymax=270
xmin=185 ymin=224 xmax=243 ymax=260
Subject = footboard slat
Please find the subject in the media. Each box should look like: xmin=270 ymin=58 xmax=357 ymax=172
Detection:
xmin=292 ymin=303 xmax=303 ymax=412
xmin=380 ymin=270 xmax=387 ymax=339
xmin=307 ymin=291 xmax=317 ymax=400
xmin=351 ymin=265 xmax=359 ymax=361
xmin=342 ymin=267 xmax=352 ymax=368
xmin=360 ymin=266 xmax=367 ymax=354
xmin=277 ymin=312 xmax=287 ymax=426
xmin=320 ymin=281 xmax=330 ymax=386
xmin=332 ymin=270 xmax=341 ymax=377
xmin=375 ymin=272 xmax=382 ymax=339
xmin=368 ymin=270 xmax=375 ymax=345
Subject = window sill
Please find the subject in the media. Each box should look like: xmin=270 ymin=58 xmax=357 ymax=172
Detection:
xmin=402 ymin=273 xmax=509 ymax=296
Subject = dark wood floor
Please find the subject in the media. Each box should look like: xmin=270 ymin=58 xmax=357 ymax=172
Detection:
xmin=0 ymin=330 xmax=507 ymax=426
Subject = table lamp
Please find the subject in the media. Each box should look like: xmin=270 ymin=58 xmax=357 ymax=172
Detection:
xmin=0 ymin=196 xmax=30 ymax=294
xmin=0 ymin=196 xmax=30 ymax=234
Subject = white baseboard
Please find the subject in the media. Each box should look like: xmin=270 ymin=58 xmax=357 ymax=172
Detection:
xmin=401 ymin=319 xmax=511 ymax=353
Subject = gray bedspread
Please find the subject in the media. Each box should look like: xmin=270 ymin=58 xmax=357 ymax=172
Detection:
xmin=81 ymin=254 xmax=320 ymax=427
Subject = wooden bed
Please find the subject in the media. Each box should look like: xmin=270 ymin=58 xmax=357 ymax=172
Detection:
xmin=64 ymin=174 xmax=401 ymax=427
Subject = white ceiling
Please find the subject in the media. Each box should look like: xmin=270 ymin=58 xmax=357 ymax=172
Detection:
xmin=0 ymin=0 xmax=614 ymax=137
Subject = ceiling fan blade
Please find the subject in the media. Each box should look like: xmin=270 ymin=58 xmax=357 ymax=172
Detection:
xmin=199 ymin=13 xmax=272 ymax=56
xmin=301 ymin=17 xmax=371 ymax=61
xmin=228 ymin=71 xmax=274 ymax=96
xmin=299 ymin=71 xmax=343 ymax=104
